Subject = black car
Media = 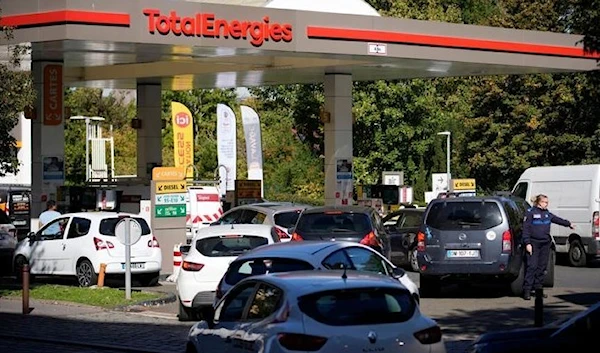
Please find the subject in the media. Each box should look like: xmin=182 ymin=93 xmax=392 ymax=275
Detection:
xmin=416 ymin=195 xmax=555 ymax=297
xmin=290 ymin=205 xmax=391 ymax=259
xmin=383 ymin=207 xmax=425 ymax=271
xmin=469 ymin=300 xmax=600 ymax=353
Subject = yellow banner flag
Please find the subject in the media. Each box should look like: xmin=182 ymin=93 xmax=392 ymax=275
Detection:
xmin=171 ymin=102 xmax=194 ymax=178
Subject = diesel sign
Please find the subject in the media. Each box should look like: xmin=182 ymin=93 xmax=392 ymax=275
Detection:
xmin=143 ymin=9 xmax=293 ymax=47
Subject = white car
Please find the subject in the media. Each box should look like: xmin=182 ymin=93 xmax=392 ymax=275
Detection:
xmin=13 ymin=212 xmax=161 ymax=287
xmin=176 ymin=224 xmax=280 ymax=321
xmin=187 ymin=271 xmax=446 ymax=353
xmin=216 ymin=241 xmax=420 ymax=304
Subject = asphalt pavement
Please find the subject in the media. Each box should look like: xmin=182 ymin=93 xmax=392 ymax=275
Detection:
xmin=1 ymin=279 xmax=598 ymax=353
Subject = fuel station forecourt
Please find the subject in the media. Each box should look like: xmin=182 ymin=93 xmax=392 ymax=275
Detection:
xmin=1 ymin=0 xmax=598 ymax=275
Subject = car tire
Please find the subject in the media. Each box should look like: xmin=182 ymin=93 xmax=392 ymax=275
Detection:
xmin=408 ymin=247 xmax=419 ymax=272
xmin=419 ymin=274 xmax=441 ymax=298
xmin=567 ymin=239 xmax=587 ymax=267
xmin=76 ymin=259 xmax=98 ymax=287
xmin=510 ymin=262 xmax=525 ymax=296
xmin=13 ymin=255 xmax=29 ymax=282
xmin=178 ymin=300 xmax=197 ymax=322
xmin=543 ymin=250 xmax=555 ymax=288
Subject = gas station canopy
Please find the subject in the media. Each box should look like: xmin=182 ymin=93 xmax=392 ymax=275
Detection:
xmin=1 ymin=0 xmax=597 ymax=90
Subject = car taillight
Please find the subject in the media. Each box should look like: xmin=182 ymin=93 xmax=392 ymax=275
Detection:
xmin=414 ymin=325 xmax=442 ymax=344
xmin=593 ymin=211 xmax=599 ymax=239
xmin=359 ymin=231 xmax=380 ymax=248
xmin=502 ymin=230 xmax=512 ymax=253
xmin=275 ymin=227 xmax=289 ymax=240
xmin=417 ymin=231 xmax=426 ymax=252
xmin=277 ymin=333 xmax=327 ymax=351
xmin=291 ymin=232 xmax=303 ymax=241
xmin=148 ymin=236 xmax=160 ymax=248
xmin=94 ymin=237 xmax=114 ymax=250
xmin=182 ymin=261 xmax=204 ymax=272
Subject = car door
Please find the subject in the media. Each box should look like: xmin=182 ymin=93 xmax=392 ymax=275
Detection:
xmin=200 ymin=282 xmax=257 ymax=353
xmin=230 ymin=282 xmax=284 ymax=353
xmin=31 ymin=216 xmax=71 ymax=274
xmin=63 ymin=217 xmax=93 ymax=274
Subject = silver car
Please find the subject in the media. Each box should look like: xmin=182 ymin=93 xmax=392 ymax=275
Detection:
xmin=215 ymin=241 xmax=420 ymax=304
xmin=212 ymin=202 xmax=311 ymax=241
xmin=187 ymin=271 xmax=445 ymax=353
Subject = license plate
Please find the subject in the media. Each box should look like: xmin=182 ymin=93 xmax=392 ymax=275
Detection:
xmin=122 ymin=262 xmax=145 ymax=270
xmin=447 ymin=249 xmax=479 ymax=258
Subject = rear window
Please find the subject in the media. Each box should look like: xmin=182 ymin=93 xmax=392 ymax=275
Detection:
xmin=298 ymin=287 xmax=416 ymax=326
xmin=273 ymin=210 xmax=302 ymax=228
xmin=425 ymin=201 xmax=503 ymax=230
xmin=99 ymin=217 xmax=151 ymax=236
xmin=196 ymin=235 xmax=268 ymax=257
xmin=225 ymin=258 xmax=314 ymax=285
xmin=296 ymin=213 xmax=372 ymax=233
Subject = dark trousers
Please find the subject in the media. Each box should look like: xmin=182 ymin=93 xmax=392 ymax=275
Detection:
xmin=523 ymin=241 xmax=550 ymax=292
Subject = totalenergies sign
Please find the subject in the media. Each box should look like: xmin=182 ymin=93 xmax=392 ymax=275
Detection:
xmin=143 ymin=9 xmax=293 ymax=47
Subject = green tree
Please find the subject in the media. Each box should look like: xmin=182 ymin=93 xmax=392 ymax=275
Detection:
xmin=568 ymin=0 xmax=600 ymax=55
xmin=0 ymin=10 xmax=36 ymax=176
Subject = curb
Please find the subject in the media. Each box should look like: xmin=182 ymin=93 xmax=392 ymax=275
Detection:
xmin=114 ymin=291 xmax=177 ymax=312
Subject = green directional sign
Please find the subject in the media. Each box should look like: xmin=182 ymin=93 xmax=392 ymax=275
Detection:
xmin=155 ymin=204 xmax=186 ymax=218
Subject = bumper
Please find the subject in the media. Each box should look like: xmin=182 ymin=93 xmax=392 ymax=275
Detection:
xmin=102 ymin=260 xmax=161 ymax=274
xmin=177 ymin=278 xmax=219 ymax=309
xmin=418 ymin=253 xmax=513 ymax=276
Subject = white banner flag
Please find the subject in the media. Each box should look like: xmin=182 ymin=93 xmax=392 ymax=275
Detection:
xmin=240 ymin=105 xmax=264 ymax=196
xmin=217 ymin=104 xmax=237 ymax=194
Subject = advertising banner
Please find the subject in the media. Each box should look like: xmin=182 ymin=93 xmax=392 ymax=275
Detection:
xmin=217 ymin=104 xmax=237 ymax=194
xmin=240 ymin=106 xmax=264 ymax=196
xmin=171 ymin=102 xmax=194 ymax=178
xmin=336 ymin=158 xmax=353 ymax=206
xmin=43 ymin=64 xmax=63 ymax=126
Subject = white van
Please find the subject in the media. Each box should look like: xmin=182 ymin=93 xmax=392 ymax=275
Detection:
xmin=185 ymin=185 xmax=223 ymax=243
xmin=512 ymin=164 xmax=600 ymax=267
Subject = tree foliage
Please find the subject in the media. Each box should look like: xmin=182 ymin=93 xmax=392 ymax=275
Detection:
xmin=0 ymin=11 xmax=36 ymax=176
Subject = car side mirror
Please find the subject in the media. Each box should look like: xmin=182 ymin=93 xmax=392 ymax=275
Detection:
xmin=288 ymin=226 xmax=295 ymax=235
xmin=392 ymin=267 xmax=405 ymax=279
xmin=200 ymin=306 xmax=215 ymax=328
xmin=27 ymin=232 xmax=36 ymax=241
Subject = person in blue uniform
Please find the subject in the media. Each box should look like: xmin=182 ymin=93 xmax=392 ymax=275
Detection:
xmin=522 ymin=194 xmax=573 ymax=300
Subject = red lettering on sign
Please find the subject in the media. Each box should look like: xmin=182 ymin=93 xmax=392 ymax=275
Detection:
xmin=143 ymin=9 xmax=293 ymax=47
xmin=196 ymin=194 xmax=220 ymax=202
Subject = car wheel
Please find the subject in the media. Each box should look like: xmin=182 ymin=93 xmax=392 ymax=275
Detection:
xmin=543 ymin=250 xmax=555 ymax=288
xmin=567 ymin=239 xmax=587 ymax=267
xmin=178 ymin=300 xmax=197 ymax=322
xmin=408 ymin=247 xmax=419 ymax=272
xmin=13 ymin=255 xmax=29 ymax=282
xmin=510 ymin=262 xmax=525 ymax=296
xmin=185 ymin=342 xmax=199 ymax=353
xmin=419 ymin=274 xmax=441 ymax=298
xmin=76 ymin=259 xmax=98 ymax=287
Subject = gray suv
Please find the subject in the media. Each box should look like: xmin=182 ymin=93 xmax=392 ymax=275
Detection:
xmin=416 ymin=195 xmax=555 ymax=297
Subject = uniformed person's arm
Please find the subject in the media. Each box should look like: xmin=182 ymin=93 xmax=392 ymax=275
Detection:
xmin=550 ymin=213 xmax=573 ymax=228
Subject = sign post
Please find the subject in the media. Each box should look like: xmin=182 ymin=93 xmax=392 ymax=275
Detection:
xmin=115 ymin=216 xmax=142 ymax=300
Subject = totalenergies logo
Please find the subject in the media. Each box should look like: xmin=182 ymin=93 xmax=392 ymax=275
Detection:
xmin=143 ymin=9 xmax=293 ymax=47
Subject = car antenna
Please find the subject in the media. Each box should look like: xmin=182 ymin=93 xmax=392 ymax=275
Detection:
xmin=341 ymin=264 xmax=348 ymax=280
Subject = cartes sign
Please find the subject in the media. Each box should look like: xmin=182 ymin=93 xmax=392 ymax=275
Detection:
xmin=152 ymin=167 xmax=186 ymax=181
xmin=43 ymin=64 xmax=63 ymax=126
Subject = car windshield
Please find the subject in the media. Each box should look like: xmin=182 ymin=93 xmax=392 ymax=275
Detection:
xmin=298 ymin=287 xmax=416 ymax=326
xmin=99 ymin=217 xmax=151 ymax=236
xmin=273 ymin=210 xmax=303 ymax=229
xmin=196 ymin=236 xmax=268 ymax=257
xmin=425 ymin=202 xmax=502 ymax=230
xmin=224 ymin=257 xmax=314 ymax=285
xmin=296 ymin=213 xmax=371 ymax=233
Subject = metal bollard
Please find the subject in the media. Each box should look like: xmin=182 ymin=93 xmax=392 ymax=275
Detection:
xmin=98 ymin=263 xmax=107 ymax=287
xmin=22 ymin=264 xmax=31 ymax=315
xmin=534 ymin=288 xmax=544 ymax=327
